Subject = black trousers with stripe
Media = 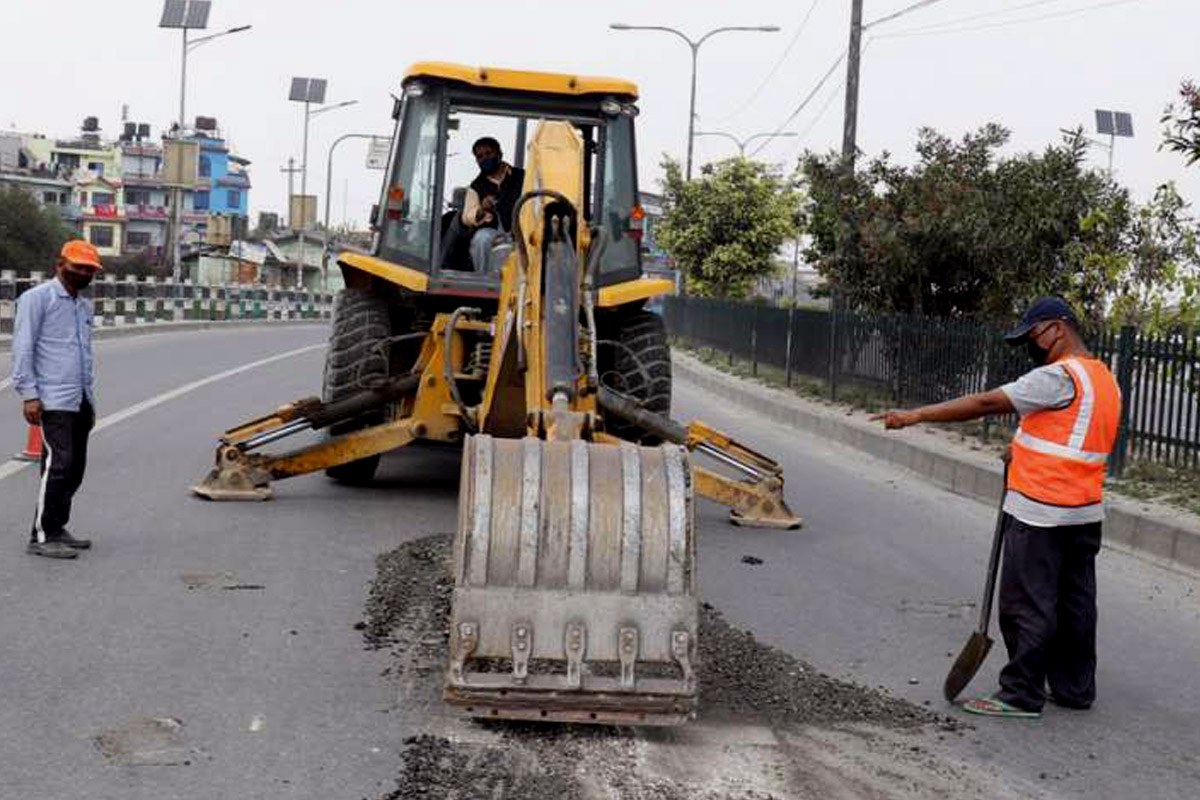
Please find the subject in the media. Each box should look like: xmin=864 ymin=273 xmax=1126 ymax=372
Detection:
xmin=30 ymin=401 xmax=94 ymax=543
xmin=996 ymin=513 xmax=1102 ymax=712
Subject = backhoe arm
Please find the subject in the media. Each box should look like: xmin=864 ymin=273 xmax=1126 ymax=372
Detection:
xmin=597 ymin=389 xmax=802 ymax=530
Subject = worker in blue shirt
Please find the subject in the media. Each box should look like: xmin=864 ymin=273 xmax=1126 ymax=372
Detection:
xmin=11 ymin=240 xmax=103 ymax=559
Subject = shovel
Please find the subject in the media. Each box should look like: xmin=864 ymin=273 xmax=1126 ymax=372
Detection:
xmin=943 ymin=466 xmax=1008 ymax=703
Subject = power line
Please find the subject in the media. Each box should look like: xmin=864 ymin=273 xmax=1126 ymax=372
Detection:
xmin=876 ymin=0 xmax=1084 ymax=34
xmin=748 ymin=49 xmax=847 ymax=157
xmin=779 ymin=72 xmax=850 ymax=166
xmin=712 ymin=0 xmax=822 ymax=124
xmin=864 ymin=0 xmax=956 ymax=29
xmin=877 ymin=0 xmax=1148 ymax=38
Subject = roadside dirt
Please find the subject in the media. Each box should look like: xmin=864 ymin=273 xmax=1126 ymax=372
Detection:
xmin=363 ymin=534 xmax=1040 ymax=800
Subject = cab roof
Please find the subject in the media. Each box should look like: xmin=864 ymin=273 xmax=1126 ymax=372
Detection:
xmin=403 ymin=62 xmax=638 ymax=100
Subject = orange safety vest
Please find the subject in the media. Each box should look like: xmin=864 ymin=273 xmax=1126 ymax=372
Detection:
xmin=1008 ymin=357 xmax=1121 ymax=509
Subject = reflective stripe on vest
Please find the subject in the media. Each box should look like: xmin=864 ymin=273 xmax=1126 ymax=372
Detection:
xmin=1008 ymin=357 xmax=1120 ymax=510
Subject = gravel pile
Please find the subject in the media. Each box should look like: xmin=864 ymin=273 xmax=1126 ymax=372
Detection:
xmin=697 ymin=602 xmax=945 ymax=729
xmin=361 ymin=535 xmax=454 ymax=674
xmin=382 ymin=732 xmax=581 ymax=800
xmin=382 ymin=728 xmax=782 ymax=800
xmin=363 ymin=534 xmax=962 ymax=799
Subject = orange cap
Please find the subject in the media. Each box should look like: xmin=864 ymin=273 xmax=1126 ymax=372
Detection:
xmin=60 ymin=239 xmax=103 ymax=270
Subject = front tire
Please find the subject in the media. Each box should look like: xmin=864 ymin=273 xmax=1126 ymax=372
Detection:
xmin=598 ymin=309 xmax=672 ymax=443
xmin=322 ymin=288 xmax=391 ymax=484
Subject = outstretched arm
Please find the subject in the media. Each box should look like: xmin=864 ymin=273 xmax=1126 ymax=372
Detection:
xmin=870 ymin=388 xmax=1014 ymax=430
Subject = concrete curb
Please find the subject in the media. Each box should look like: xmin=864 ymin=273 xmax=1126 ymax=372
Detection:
xmin=0 ymin=319 xmax=328 ymax=355
xmin=673 ymin=350 xmax=1200 ymax=576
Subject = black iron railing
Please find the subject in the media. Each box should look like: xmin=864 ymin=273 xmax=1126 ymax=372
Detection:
xmin=664 ymin=296 xmax=1200 ymax=476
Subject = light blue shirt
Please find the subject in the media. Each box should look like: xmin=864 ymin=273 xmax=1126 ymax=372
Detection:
xmin=11 ymin=277 xmax=96 ymax=412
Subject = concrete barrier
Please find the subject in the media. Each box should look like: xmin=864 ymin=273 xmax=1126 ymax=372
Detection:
xmin=0 ymin=270 xmax=334 ymax=350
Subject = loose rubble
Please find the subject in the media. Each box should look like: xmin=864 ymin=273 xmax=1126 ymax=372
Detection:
xmin=363 ymin=534 xmax=977 ymax=800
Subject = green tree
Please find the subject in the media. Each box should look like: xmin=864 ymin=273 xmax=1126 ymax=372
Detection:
xmin=1067 ymin=183 xmax=1199 ymax=333
xmin=657 ymin=156 xmax=800 ymax=299
xmin=1162 ymin=80 xmax=1200 ymax=165
xmin=0 ymin=184 xmax=77 ymax=271
xmin=799 ymin=125 xmax=1127 ymax=323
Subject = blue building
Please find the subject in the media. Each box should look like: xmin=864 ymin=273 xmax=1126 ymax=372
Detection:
xmin=190 ymin=130 xmax=251 ymax=221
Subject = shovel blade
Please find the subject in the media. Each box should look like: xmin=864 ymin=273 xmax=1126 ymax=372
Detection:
xmin=943 ymin=632 xmax=992 ymax=703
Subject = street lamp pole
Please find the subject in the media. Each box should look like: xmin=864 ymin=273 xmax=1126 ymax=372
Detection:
xmin=159 ymin=0 xmax=250 ymax=284
xmin=322 ymin=132 xmax=380 ymax=289
xmin=610 ymin=23 xmax=779 ymax=180
xmin=295 ymin=100 xmax=357 ymax=289
xmin=695 ymin=130 xmax=798 ymax=157
xmin=180 ymin=25 xmax=251 ymax=131
xmin=179 ymin=29 xmax=188 ymax=133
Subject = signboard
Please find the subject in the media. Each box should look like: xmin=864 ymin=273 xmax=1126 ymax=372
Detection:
xmin=163 ymin=140 xmax=199 ymax=187
xmin=206 ymin=214 xmax=232 ymax=246
xmin=289 ymin=194 xmax=318 ymax=230
xmin=366 ymin=136 xmax=391 ymax=170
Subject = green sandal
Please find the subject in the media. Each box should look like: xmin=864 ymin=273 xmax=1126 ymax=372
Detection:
xmin=961 ymin=695 xmax=1041 ymax=719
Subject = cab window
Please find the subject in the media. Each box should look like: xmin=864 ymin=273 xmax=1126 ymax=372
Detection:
xmin=597 ymin=115 xmax=640 ymax=283
xmin=379 ymin=90 xmax=441 ymax=268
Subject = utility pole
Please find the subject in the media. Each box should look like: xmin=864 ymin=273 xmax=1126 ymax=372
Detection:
xmin=281 ymin=157 xmax=300 ymax=227
xmin=841 ymin=0 xmax=864 ymax=163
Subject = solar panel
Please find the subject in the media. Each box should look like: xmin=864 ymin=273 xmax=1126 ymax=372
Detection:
xmin=289 ymin=77 xmax=311 ymax=102
xmin=1114 ymin=111 xmax=1134 ymax=138
xmin=307 ymin=79 xmax=327 ymax=104
xmin=159 ymin=0 xmax=187 ymax=28
xmin=184 ymin=0 xmax=211 ymax=29
xmin=289 ymin=77 xmax=327 ymax=104
xmin=1095 ymin=109 xmax=1114 ymax=136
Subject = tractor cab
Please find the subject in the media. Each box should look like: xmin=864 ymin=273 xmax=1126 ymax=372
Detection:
xmin=348 ymin=63 xmax=651 ymax=302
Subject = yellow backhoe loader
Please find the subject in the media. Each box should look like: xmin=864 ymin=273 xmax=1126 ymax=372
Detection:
xmin=194 ymin=64 xmax=801 ymax=725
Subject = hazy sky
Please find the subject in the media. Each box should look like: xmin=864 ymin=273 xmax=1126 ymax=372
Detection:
xmin=3 ymin=0 xmax=1195 ymax=227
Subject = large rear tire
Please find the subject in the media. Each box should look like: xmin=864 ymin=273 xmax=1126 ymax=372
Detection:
xmin=322 ymin=288 xmax=391 ymax=484
xmin=598 ymin=309 xmax=672 ymax=444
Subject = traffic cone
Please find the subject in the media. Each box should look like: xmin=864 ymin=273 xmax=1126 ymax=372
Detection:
xmin=14 ymin=424 xmax=43 ymax=462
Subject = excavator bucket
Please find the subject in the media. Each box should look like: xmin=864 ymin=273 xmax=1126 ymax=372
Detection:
xmin=445 ymin=434 xmax=698 ymax=726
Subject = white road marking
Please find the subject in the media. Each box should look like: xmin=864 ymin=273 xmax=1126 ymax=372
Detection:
xmin=0 ymin=343 xmax=325 ymax=483
xmin=0 ymin=377 xmax=12 ymax=394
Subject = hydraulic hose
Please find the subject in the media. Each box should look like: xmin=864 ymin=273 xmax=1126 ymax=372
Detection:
xmin=444 ymin=307 xmax=482 ymax=432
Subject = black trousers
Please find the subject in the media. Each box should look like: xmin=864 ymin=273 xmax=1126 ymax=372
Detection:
xmin=30 ymin=401 xmax=94 ymax=543
xmin=996 ymin=513 xmax=1102 ymax=712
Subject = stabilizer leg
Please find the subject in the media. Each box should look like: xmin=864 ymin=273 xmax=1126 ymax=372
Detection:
xmin=192 ymin=418 xmax=420 ymax=500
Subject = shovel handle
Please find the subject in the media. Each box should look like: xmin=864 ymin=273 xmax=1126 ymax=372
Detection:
xmin=976 ymin=465 xmax=1009 ymax=636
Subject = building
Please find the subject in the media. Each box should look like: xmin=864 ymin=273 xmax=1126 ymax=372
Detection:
xmin=0 ymin=116 xmax=252 ymax=268
xmin=120 ymin=137 xmax=170 ymax=261
xmin=0 ymin=131 xmax=73 ymax=218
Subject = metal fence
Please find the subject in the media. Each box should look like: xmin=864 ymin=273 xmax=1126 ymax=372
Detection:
xmin=0 ymin=270 xmax=333 ymax=335
xmin=664 ymin=296 xmax=1200 ymax=476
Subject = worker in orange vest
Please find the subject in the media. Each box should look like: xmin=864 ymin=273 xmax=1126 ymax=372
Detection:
xmin=872 ymin=297 xmax=1121 ymax=718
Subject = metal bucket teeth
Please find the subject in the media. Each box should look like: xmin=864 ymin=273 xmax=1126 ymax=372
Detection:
xmin=445 ymin=435 xmax=698 ymax=726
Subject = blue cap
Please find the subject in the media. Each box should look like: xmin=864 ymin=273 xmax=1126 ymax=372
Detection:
xmin=1004 ymin=297 xmax=1079 ymax=343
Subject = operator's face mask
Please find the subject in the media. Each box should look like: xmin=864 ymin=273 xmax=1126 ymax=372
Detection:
xmin=476 ymin=154 xmax=501 ymax=175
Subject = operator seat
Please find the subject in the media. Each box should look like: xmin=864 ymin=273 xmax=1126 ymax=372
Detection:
xmin=438 ymin=186 xmax=472 ymax=272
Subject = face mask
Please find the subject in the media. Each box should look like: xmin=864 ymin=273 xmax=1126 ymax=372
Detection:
xmin=62 ymin=270 xmax=93 ymax=292
xmin=1025 ymin=339 xmax=1050 ymax=366
xmin=477 ymin=156 xmax=500 ymax=174
xmin=1025 ymin=323 xmax=1060 ymax=366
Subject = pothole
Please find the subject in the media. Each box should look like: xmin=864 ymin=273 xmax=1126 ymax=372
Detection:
xmin=93 ymin=716 xmax=202 ymax=767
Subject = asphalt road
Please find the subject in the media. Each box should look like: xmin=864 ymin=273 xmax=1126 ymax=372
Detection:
xmin=1 ymin=326 xmax=1197 ymax=799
